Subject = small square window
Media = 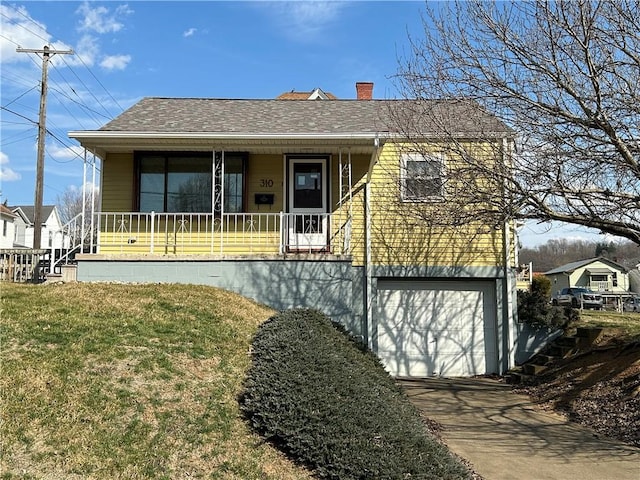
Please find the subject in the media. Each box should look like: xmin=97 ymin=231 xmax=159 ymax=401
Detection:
xmin=401 ymin=153 xmax=444 ymax=201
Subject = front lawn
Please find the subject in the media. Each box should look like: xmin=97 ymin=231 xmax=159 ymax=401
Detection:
xmin=575 ymin=310 xmax=640 ymax=340
xmin=0 ymin=282 xmax=311 ymax=479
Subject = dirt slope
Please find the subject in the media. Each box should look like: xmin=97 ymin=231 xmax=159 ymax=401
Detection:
xmin=514 ymin=334 xmax=640 ymax=447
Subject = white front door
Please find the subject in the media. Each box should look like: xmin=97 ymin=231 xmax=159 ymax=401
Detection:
xmin=288 ymin=158 xmax=328 ymax=250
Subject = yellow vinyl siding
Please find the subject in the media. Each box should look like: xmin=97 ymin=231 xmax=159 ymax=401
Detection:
xmin=97 ymin=213 xmax=282 ymax=255
xmin=101 ymin=153 xmax=134 ymax=212
xmin=96 ymin=145 xmax=508 ymax=264
xmin=343 ymin=156 xmax=369 ymax=266
xmin=246 ymin=155 xmax=284 ymax=213
xmin=367 ymin=142 xmax=505 ymax=267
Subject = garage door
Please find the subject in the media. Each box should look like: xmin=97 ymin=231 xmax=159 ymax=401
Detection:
xmin=375 ymin=280 xmax=497 ymax=377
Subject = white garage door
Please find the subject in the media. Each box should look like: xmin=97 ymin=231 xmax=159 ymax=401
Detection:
xmin=375 ymin=280 xmax=497 ymax=377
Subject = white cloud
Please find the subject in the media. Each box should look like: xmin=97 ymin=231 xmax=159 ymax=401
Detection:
xmin=0 ymin=3 xmax=133 ymax=75
xmin=0 ymin=5 xmax=63 ymax=64
xmin=100 ymin=54 xmax=131 ymax=71
xmin=0 ymin=152 xmax=21 ymax=182
xmin=47 ymin=144 xmax=85 ymax=162
xmin=263 ymin=1 xmax=346 ymax=42
xmin=76 ymin=1 xmax=133 ymax=34
xmin=70 ymin=182 xmax=100 ymax=195
xmin=67 ymin=34 xmax=101 ymax=67
xmin=0 ymin=167 xmax=21 ymax=182
xmin=183 ymin=28 xmax=197 ymax=38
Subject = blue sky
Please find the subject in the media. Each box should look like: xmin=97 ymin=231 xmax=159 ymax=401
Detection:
xmin=0 ymin=0 xmax=615 ymax=247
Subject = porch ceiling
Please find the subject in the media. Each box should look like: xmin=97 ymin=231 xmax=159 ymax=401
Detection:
xmin=69 ymin=133 xmax=379 ymax=157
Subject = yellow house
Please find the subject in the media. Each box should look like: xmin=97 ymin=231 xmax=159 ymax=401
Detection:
xmin=68 ymin=83 xmax=521 ymax=377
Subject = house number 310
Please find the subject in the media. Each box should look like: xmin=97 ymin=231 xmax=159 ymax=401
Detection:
xmin=260 ymin=179 xmax=274 ymax=188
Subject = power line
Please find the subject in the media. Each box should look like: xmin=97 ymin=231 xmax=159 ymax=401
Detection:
xmin=1 ymin=130 xmax=36 ymax=148
xmin=0 ymin=71 xmax=39 ymax=90
xmin=17 ymin=45 xmax=73 ymax=254
xmin=0 ymin=32 xmax=20 ymax=46
xmin=1 ymin=85 xmax=40 ymax=109
xmin=0 ymin=106 xmax=38 ymax=125
xmin=49 ymin=83 xmax=112 ymax=121
xmin=3 ymin=6 xmax=52 ymax=45
xmin=0 ymin=11 xmax=49 ymax=45
xmin=4 ymin=3 xmax=122 ymax=120
xmin=58 ymin=56 xmax=121 ymax=118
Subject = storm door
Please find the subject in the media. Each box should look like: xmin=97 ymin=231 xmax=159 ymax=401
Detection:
xmin=287 ymin=158 xmax=328 ymax=250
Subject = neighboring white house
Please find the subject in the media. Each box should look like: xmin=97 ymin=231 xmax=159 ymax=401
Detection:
xmin=544 ymin=257 xmax=636 ymax=309
xmin=630 ymin=264 xmax=640 ymax=294
xmin=10 ymin=205 xmax=68 ymax=250
xmin=0 ymin=204 xmax=17 ymax=249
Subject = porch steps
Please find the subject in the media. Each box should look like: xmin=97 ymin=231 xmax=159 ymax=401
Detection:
xmin=506 ymin=327 xmax=604 ymax=385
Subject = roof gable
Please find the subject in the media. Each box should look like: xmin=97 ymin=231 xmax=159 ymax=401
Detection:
xmin=10 ymin=205 xmax=56 ymax=225
xmin=544 ymin=257 xmax=629 ymax=275
xmin=276 ymin=88 xmax=338 ymax=100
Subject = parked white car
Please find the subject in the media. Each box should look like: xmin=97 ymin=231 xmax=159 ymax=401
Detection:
xmin=623 ymin=297 xmax=640 ymax=313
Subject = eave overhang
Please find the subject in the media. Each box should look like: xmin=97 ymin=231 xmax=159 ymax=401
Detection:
xmin=68 ymin=129 xmax=513 ymax=158
xmin=68 ymin=131 xmax=387 ymax=157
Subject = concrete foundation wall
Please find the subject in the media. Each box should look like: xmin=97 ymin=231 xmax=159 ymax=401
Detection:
xmin=514 ymin=323 xmax=563 ymax=364
xmin=77 ymin=258 xmax=361 ymax=334
xmin=77 ymin=258 xmax=539 ymax=372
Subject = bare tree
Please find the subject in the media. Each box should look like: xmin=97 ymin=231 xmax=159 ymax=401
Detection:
xmin=56 ymin=185 xmax=99 ymax=225
xmin=56 ymin=185 xmax=100 ymax=251
xmin=391 ymin=0 xmax=639 ymax=244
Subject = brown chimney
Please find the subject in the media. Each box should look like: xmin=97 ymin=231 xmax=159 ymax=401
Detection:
xmin=355 ymin=82 xmax=373 ymax=100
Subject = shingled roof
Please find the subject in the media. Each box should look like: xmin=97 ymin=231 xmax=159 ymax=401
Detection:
xmin=10 ymin=205 xmax=56 ymax=225
xmin=96 ymin=98 xmax=512 ymax=137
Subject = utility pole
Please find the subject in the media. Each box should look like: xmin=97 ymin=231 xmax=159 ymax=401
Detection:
xmin=17 ymin=47 xmax=73 ymax=247
xmin=17 ymin=45 xmax=72 ymax=279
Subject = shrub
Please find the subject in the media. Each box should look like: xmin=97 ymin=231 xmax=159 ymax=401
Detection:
xmin=518 ymin=276 xmax=577 ymax=329
xmin=240 ymin=309 xmax=471 ymax=480
xmin=531 ymin=274 xmax=552 ymax=298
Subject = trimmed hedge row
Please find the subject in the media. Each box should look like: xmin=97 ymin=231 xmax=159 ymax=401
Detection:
xmin=239 ymin=309 xmax=471 ymax=479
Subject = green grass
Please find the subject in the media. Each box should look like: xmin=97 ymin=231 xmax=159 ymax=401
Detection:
xmin=574 ymin=310 xmax=640 ymax=340
xmin=0 ymin=282 xmax=312 ymax=479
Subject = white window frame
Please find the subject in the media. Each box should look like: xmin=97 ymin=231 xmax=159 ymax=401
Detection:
xmin=400 ymin=152 xmax=445 ymax=202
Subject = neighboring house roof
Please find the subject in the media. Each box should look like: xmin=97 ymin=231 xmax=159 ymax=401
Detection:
xmin=85 ymin=97 xmax=512 ymax=137
xmin=276 ymin=88 xmax=338 ymax=100
xmin=0 ymin=204 xmax=16 ymax=218
xmin=9 ymin=205 xmax=56 ymax=225
xmin=544 ymin=257 xmax=629 ymax=275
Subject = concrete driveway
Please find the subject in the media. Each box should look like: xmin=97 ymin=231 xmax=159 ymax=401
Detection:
xmin=398 ymin=377 xmax=640 ymax=480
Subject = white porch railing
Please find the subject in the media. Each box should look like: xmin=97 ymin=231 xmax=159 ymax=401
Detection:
xmin=52 ymin=212 xmax=352 ymax=263
xmin=590 ymin=281 xmax=613 ymax=291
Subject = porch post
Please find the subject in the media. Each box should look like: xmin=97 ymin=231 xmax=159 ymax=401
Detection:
xmin=50 ymin=233 xmax=56 ymax=274
xmin=150 ymin=211 xmax=155 ymax=254
xmin=212 ymin=151 xmax=224 ymax=254
xmin=279 ymin=211 xmax=284 ymax=255
xmin=89 ymin=153 xmax=96 ymax=253
xmin=81 ymin=149 xmax=87 ymax=254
